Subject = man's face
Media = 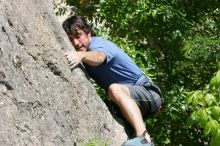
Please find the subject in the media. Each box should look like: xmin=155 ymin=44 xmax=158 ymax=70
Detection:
xmin=68 ymin=28 xmax=91 ymax=51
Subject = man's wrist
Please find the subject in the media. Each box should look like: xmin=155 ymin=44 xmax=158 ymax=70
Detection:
xmin=77 ymin=51 xmax=85 ymax=62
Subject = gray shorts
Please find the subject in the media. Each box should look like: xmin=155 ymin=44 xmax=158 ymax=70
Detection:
xmin=127 ymin=84 xmax=162 ymax=118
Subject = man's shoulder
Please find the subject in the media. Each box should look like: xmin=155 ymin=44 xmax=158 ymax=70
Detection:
xmin=91 ymin=37 xmax=108 ymax=44
xmin=89 ymin=37 xmax=110 ymax=48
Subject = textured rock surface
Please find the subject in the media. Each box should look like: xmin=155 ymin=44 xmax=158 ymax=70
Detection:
xmin=0 ymin=0 xmax=127 ymax=145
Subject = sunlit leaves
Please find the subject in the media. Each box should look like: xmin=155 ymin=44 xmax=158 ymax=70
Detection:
xmin=186 ymin=67 xmax=220 ymax=146
xmin=204 ymin=120 xmax=219 ymax=136
xmin=211 ymin=106 xmax=220 ymax=121
xmin=210 ymin=70 xmax=220 ymax=89
xmin=210 ymin=129 xmax=220 ymax=146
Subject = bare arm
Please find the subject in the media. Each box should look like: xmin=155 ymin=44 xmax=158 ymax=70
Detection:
xmin=64 ymin=50 xmax=106 ymax=69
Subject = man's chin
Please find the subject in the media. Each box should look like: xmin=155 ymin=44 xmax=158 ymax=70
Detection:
xmin=78 ymin=47 xmax=86 ymax=51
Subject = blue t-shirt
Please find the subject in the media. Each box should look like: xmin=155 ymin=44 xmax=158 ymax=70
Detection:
xmin=84 ymin=37 xmax=144 ymax=90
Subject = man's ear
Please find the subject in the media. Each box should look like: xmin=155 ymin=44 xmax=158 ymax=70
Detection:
xmin=88 ymin=32 xmax=91 ymax=37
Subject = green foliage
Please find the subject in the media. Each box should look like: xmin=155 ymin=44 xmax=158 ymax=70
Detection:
xmin=80 ymin=137 xmax=108 ymax=146
xmin=147 ymin=86 xmax=208 ymax=146
xmin=186 ymin=64 xmax=220 ymax=146
xmin=210 ymin=70 xmax=220 ymax=90
xmin=174 ymin=36 xmax=220 ymax=89
xmin=53 ymin=0 xmax=71 ymax=16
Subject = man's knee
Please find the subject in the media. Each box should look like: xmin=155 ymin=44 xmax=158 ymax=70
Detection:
xmin=108 ymin=83 xmax=120 ymax=99
xmin=108 ymin=83 xmax=129 ymax=103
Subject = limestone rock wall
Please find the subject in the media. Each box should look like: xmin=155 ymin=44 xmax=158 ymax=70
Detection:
xmin=0 ymin=0 xmax=127 ymax=145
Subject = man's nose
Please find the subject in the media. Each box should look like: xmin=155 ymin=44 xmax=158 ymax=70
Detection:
xmin=73 ymin=38 xmax=80 ymax=46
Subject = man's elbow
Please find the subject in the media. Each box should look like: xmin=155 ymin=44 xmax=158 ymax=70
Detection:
xmin=98 ymin=52 xmax=106 ymax=64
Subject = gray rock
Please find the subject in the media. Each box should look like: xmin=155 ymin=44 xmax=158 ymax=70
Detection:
xmin=0 ymin=0 xmax=127 ymax=145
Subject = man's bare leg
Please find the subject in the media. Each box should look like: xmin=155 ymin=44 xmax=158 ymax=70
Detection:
xmin=108 ymin=83 xmax=151 ymax=142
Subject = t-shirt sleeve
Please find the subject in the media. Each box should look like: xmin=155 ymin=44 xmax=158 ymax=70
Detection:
xmin=89 ymin=45 xmax=116 ymax=64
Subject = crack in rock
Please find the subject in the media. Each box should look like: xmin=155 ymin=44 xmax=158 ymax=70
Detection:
xmin=0 ymin=80 xmax=13 ymax=90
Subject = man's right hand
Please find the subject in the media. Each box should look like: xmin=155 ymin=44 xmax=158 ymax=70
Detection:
xmin=65 ymin=50 xmax=106 ymax=68
xmin=64 ymin=51 xmax=84 ymax=69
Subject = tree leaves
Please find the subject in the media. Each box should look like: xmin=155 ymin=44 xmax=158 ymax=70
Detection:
xmin=210 ymin=129 xmax=220 ymax=146
xmin=210 ymin=70 xmax=220 ymax=89
xmin=186 ymin=66 xmax=220 ymax=146
xmin=211 ymin=106 xmax=220 ymax=120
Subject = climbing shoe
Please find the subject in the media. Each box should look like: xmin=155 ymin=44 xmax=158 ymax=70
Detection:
xmin=121 ymin=136 xmax=154 ymax=146
xmin=121 ymin=130 xmax=154 ymax=146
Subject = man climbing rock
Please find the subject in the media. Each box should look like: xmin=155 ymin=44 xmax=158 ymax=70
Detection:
xmin=62 ymin=15 xmax=163 ymax=146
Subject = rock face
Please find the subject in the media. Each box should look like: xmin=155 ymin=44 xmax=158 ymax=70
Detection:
xmin=0 ymin=0 xmax=127 ymax=145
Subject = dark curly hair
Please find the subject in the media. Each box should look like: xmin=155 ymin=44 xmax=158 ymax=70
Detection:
xmin=62 ymin=15 xmax=96 ymax=36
